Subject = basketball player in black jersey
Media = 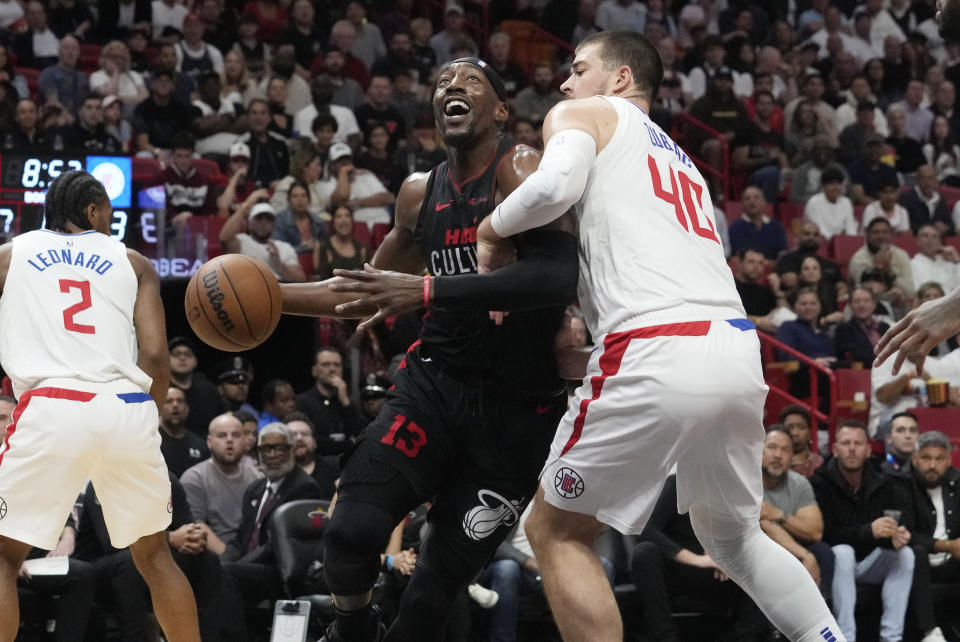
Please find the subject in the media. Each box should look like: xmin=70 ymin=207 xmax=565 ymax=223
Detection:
xmin=280 ymin=59 xmax=578 ymax=642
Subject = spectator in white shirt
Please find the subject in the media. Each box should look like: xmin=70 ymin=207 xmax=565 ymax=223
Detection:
xmin=861 ymin=181 xmax=912 ymax=234
xmin=866 ymin=0 xmax=906 ymax=51
xmin=220 ymin=196 xmax=307 ymax=283
xmin=151 ymin=0 xmax=188 ymax=41
xmin=317 ymin=142 xmax=395 ymax=229
xmin=804 ymin=166 xmax=858 ymax=241
xmin=688 ymin=35 xmax=753 ymax=101
xmin=911 ymin=223 xmax=960 ymax=294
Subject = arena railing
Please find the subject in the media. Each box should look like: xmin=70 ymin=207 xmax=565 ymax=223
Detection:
xmin=670 ymin=112 xmax=731 ymax=202
xmin=757 ymin=331 xmax=839 ymax=451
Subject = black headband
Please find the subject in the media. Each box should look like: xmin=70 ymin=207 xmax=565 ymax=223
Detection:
xmin=447 ymin=57 xmax=508 ymax=101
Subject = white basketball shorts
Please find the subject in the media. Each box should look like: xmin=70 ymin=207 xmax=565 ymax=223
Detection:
xmin=0 ymin=382 xmax=171 ymax=550
xmin=541 ymin=318 xmax=767 ymax=534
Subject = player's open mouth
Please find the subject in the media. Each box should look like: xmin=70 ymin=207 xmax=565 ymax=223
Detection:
xmin=444 ymin=98 xmax=471 ymax=123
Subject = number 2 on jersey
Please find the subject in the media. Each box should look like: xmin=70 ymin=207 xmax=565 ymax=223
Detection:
xmin=59 ymin=279 xmax=95 ymax=334
xmin=648 ymin=156 xmax=720 ymax=245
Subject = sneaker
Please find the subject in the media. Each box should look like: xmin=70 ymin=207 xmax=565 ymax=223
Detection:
xmin=467 ymin=583 xmax=499 ymax=608
xmin=922 ymin=627 xmax=948 ymax=642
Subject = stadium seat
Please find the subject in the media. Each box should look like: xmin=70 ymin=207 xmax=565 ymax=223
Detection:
xmin=908 ymin=407 xmax=960 ymax=468
xmin=79 ymin=55 xmax=99 ymax=74
xmin=352 ymin=221 xmax=372 ymax=248
xmin=777 ymin=202 xmax=804 ymax=229
xmin=79 ymin=43 xmax=102 ymax=58
xmin=371 ymin=222 xmax=390 ymax=249
xmin=193 ymin=158 xmax=226 ymax=185
xmin=268 ymin=499 xmax=330 ymax=597
xmin=298 ymin=252 xmax=314 ymax=278
xmin=941 ymin=185 xmax=960 ymax=212
xmin=835 ymin=368 xmax=871 ymax=425
xmin=890 ymin=234 xmax=917 ymax=256
xmin=830 ymin=234 xmax=863 ymax=266
xmin=853 ymin=204 xmax=865 ymax=226
xmin=186 ymin=216 xmax=226 ymax=259
xmin=132 ymin=156 xmax=163 ymax=186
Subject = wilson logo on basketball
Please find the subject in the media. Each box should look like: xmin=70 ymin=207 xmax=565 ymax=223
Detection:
xmin=462 ymin=489 xmax=523 ymax=541
xmin=201 ymin=270 xmax=237 ymax=332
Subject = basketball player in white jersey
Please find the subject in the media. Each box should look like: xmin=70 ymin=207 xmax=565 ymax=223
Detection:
xmin=472 ymin=32 xmax=845 ymax=642
xmin=0 ymin=171 xmax=200 ymax=642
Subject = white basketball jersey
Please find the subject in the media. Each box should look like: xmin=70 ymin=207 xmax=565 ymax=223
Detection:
xmin=0 ymin=230 xmax=151 ymax=398
xmin=574 ymin=96 xmax=744 ymax=337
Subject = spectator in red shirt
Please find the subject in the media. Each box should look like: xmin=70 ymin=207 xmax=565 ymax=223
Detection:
xmin=242 ymin=0 xmax=286 ymax=43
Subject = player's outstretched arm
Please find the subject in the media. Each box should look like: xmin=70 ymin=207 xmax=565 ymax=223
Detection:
xmin=128 ymin=249 xmax=170 ymax=411
xmin=279 ymin=173 xmax=428 ymax=319
xmin=331 ymin=147 xmax=579 ymax=329
xmin=874 ymin=287 xmax=960 ymax=375
xmin=476 ymin=100 xmax=602 ymax=273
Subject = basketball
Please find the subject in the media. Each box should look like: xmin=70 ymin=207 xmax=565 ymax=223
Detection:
xmin=184 ymin=254 xmax=282 ymax=352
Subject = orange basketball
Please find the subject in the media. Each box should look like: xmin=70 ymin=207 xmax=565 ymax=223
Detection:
xmin=184 ymin=254 xmax=282 ymax=352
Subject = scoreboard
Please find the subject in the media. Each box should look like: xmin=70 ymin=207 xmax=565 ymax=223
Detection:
xmin=0 ymin=153 xmax=133 ymax=239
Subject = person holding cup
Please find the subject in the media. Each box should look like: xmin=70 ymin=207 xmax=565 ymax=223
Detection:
xmin=811 ymin=420 xmax=915 ymax=642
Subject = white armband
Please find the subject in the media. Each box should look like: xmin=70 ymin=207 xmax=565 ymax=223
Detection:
xmin=491 ymin=128 xmax=596 ymax=238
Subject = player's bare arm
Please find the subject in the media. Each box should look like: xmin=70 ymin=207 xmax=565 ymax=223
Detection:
xmin=279 ymin=172 xmax=429 ymax=319
xmin=475 ymin=98 xmax=616 ymax=273
xmin=331 ymin=146 xmax=578 ymax=330
xmin=127 ymin=249 xmax=170 ymax=412
xmin=874 ymin=287 xmax=960 ymax=375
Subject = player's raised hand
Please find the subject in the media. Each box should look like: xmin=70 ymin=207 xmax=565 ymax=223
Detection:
xmin=331 ymin=264 xmax=425 ymax=331
xmin=874 ymin=289 xmax=960 ymax=375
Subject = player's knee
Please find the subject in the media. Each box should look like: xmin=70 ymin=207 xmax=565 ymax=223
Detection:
xmin=831 ymin=544 xmax=856 ymax=571
xmin=323 ymin=501 xmax=395 ymax=595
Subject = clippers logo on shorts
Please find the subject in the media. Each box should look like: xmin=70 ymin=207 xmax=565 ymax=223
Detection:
xmin=462 ymin=489 xmax=523 ymax=541
xmin=0 ymin=497 xmax=6 ymax=519
xmin=554 ymin=467 xmax=585 ymax=499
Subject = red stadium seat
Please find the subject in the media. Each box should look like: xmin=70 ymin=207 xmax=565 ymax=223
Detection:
xmin=371 ymin=223 xmax=390 ymax=249
xmin=777 ymin=202 xmax=804 ymax=229
xmin=891 ymin=235 xmax=917 ymax=256
xmin=835 ymin=368 xmax=871 ymax=424
xmin=298 ymin=252 xmax=314 ymax=278
xmin=79 ymin=43 xmax=102 ymax=58
xmin=132 ymin=156 xmax=163 ymax=186
xmin=908 ymin=407 xmax=960 ymax=468
xmin=941 ymin=186 xmax=960 ymax=212
xmin=830 ymin=234 xmax=863 ymax=266
xmin=352 ymin=221 xmax=372 ymax=248
xmin=186 ymin=216 xmax=226 ymax=258
xmin=194 ymin=158 xmax=226 ymax=185
xmin=853 ymin=204 xmax=866 ymax=225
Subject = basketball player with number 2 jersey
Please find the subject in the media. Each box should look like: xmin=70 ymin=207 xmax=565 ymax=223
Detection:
xmin=475 ymin=32 xmax=845 ymax=642
xmin=0 ymin=171 xmax=200 ymax=642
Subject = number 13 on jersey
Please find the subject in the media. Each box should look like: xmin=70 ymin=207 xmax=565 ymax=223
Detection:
xmin=648 ymin=156 xmax=720 ymax=246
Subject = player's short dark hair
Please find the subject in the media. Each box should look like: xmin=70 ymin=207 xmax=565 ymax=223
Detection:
xmin=261 ymin=379 xmax=292 ymax=404
xmin=577 ymin=31 xmax=664 ymax=103
xmin=918 ymin=280 xmax=946 ymax=300
xmin=837 ymin=419 xmax=868 ymax=437
xmin=233 ymin=410 xmax=256 ymax=425
xmin=284 ymin=411 xmax=315 ymax=433
xmin=312 ymin=112 xmax=338 ymax=133
xmin=753 ymin=90 xmax=774 ymax=103
xmin=44 ymin=170 xmax=109 ymax=233
xmin=778 ymin=404 xmax=811 ymax=427
xmin=765 ymin=423 xmax=792 ymax=441
xmin=315 ymin=345 xmax=342 ymax=362
xmin=878 ymin=178 xmax=900 ymax=191
xmin=890 ymin=410 xmax=919 ymax=426
xmin=171 ymin=130 xmax=196 ymax=152
xmin=865 ymin=216 xmax=892 ymax=232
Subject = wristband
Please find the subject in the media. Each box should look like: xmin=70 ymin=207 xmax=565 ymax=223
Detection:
xmin=423 ymin=275 xmax=431 ymax=308
xmin=385 ymin=555 xmax=394 ymax=570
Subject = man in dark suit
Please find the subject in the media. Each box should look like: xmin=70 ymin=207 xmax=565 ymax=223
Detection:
xmin=903 ymin=431 xmax=960 ymax=642
xmin=219 ymin=423 xmax=324 ymax=638
xmin=835 ymin=286 xmax=890 ymax=367
xmin=899 ymin=164 xmax=953 ymax=235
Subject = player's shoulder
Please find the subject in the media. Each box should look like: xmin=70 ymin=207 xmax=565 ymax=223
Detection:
xmin=498 ymin=142 xmax=542 ymax=174
xmin=394 ymin=171 xmax=433 ymax=232
xmin=124 ymin=247 xmax=159 ymax=281
xmin=547 ymin=96 xmax=616 ymax=122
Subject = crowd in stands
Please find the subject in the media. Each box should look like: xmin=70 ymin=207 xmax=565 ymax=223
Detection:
xmin=10 ymin=0 xmax=960 ymax=640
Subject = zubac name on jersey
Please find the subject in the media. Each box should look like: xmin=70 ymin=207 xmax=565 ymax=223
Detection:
xmin=26 ymin=247 xmax=114 ymax=275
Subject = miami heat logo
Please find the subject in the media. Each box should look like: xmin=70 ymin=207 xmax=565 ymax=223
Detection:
xmin=554 ymin=467 xmax=585 ymax=499
xmin=462 ymin=489 xmax=523 ymax=541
